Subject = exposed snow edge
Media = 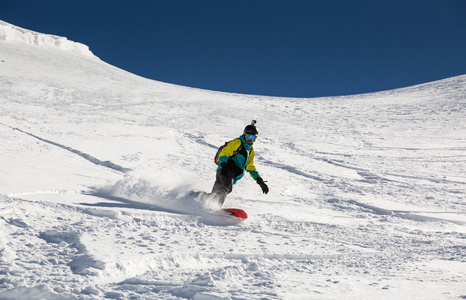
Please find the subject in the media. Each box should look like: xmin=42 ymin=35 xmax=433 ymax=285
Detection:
xmin=0 ymin=20 xmax=96 ymax=58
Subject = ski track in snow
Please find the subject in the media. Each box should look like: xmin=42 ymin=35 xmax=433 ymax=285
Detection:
xmin=1 ymin=20 xmax=466 ymax=299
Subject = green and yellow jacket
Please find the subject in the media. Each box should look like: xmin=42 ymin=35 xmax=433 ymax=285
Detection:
xmin=217 ymin=135 xmax=260 ymax=184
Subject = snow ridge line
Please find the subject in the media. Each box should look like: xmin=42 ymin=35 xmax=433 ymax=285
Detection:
xmin=202 ymin=251 xmax=380 ymax=260
xmin=348 ymin=200 xmax=466 ymax=225
xmin=1 ymin=123 xmax=131 ymax=173
xmin=7 ymin=190 xmax=84 ymax=197
xmin=259 ymin=158 xmax=328 ymax=182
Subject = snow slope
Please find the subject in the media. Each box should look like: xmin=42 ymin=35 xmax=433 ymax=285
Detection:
xmin=1 ymin=20 xmax=466 ymax=299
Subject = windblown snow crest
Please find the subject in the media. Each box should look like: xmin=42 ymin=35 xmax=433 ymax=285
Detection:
xmin=0 ymin=20 xmax=95 ymax=58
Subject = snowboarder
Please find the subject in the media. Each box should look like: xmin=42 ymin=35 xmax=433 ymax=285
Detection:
xmin=209 ymin=120 xmax=269 ymax=206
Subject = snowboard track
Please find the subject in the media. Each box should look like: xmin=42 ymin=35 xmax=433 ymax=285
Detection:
xmin=1 ymin=123 xmax=131 ymax=173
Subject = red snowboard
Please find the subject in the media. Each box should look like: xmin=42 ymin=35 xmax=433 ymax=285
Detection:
xmin=222 ymin=208 xmax=248 ymax=220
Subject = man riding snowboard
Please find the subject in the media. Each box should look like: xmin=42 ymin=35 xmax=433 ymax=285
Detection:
xmin=207 ymin=120 xmax=269 ymax=206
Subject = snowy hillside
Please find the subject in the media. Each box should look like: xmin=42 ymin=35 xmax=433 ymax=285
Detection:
xmin=1 ymin=20 xmax=466 ymax=300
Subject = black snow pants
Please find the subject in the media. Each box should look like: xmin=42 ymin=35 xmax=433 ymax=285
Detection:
xmin=211 ymin=169 xmax=235 ymax=206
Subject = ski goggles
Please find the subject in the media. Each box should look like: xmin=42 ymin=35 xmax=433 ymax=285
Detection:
xmin=245 ymin=134 xmax=257 ymax=141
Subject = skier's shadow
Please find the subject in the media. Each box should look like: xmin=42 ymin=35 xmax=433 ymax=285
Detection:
xmin=79 ymin=191 xmax=241 ymax=226
xmin=79 ymin=191 xmax=182 ymax=215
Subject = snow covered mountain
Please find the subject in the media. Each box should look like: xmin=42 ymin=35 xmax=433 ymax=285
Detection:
xmin=1 ymin=20 xmax=465 ymax=300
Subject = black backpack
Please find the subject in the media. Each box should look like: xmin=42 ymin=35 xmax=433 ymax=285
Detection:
xmin=214 ymin=139 xmax=243 ymax=165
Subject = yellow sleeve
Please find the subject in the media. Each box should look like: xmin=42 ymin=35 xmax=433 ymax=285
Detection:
xmin=218 ymin=139 xmax=242 ymax=164
xmin=246 ymin=147 xmax=260 ymax=179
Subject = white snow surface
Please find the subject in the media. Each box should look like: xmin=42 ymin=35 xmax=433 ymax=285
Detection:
xmin=1 ymin=20 xmax=466 ymax=300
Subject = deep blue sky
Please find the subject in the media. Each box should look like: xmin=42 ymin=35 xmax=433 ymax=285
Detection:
xmin=1 ymin=1 xmax=466 ymax=97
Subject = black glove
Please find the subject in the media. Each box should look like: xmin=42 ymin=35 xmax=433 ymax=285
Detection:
xmin=256 ymin=177 xmax=269 ymax=194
